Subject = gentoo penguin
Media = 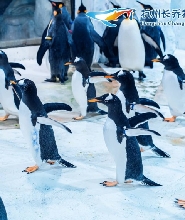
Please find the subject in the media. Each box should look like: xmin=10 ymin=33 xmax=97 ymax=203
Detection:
xmin=0 ymin=50 xmax=25 ymax=121
xmin=175 ymin=198 xmax=185 ymax=209
xmin=104 ymin=70 xmax=170 ymax=157
xmin=137 ymin=1 xmax=165 ymax=69
xmin=152 ymin=54 xmax=185 ymax=122
xmin=0 ymin=197 xmax=8 ymax=220
xmin=65 ymin=57 xmax=107 ymax=120
xmin=16 ymin=79 xmax=76 ymax=173
xmin=37 ymin=2 xmax=71 ymax=83
xmin=102 ymin=2 xmax=124 ymax=67
xmin=71 ymin=2 xmax=110 ymax=115
xmin=89 ymin=93 xmax=161 ymax=187
xmin=118 ymin=10 xmax=163 ymax=80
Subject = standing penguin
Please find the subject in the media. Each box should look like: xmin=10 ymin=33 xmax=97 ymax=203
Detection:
xmin=118 ymin=10 xmax=163 ymax=81
xmin=137 ymin=1 xmax=165 ymax=69
xmin=152 ymin=54 xmax=185 ymax=122
xmin=65 ymin=57 xmax=108 ymax=120
xmin=37 ymin=1 xmax=71 ymax=83
xmin=71 ymin=2 xmax=108 ymax=115
xmin=16 ymin=79 xmax=76 ymax=173
xmin=0 ymin=50 xmax=25 ymax=121
xmin=104 ymin=70 xmax=170 ymax=157
xmin=89 ymin=93 xmax=161 ymax=187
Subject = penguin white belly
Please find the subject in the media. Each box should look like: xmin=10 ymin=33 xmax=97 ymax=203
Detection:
xmin=162 ymin=70 xmax=185 ymax=116
xmin=116 ymin=90 xmax=135 ymax=118
xmin=0 ymin=70 xmax=18 ymax=116
xmin=19 ymin=101 xmax=42 ymax=165
xmin=72 ymin=70 xmax=88 ymax=117
xmin=118 ymin=19 xmax=145 ymax=71
xmin=103 ymin=117 xmax=127 ymax=184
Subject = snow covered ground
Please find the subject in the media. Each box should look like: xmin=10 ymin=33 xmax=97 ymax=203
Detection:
xmin=0 ymin=49 xmax=185 ymax=219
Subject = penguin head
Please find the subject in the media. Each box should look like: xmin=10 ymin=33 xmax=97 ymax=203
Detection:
xmin=88 ymin=93 xmax=119 ymax=107
xmin=77 ymin=2 xmax=87 ymax=14
xmin=49 ymin=1 xmax=64 ymax=9
xmin=65 ymin=57 xmax=87 ymax=69
xmin=152 ymin=54 xmax=180 ymax=70
xmin=18 ymin=79 xmax=37 ymax=95
xmin=136 ymin=1 xmax=153 ymax=10
xmin=0 ymin=50 xmax=8 ymax=66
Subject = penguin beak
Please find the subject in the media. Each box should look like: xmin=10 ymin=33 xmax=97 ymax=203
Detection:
xmin=10 ymin=80 xmax=17 ymax=85
xmin=104 ymin=75 xmax=114 ymax=79
xmin=88 ymin=98 xmax=100 ymax=103
xmin=64 ymin=62 xmax=72 ymax=66
xmin=151 ymin=58 xmax=161 ymax=62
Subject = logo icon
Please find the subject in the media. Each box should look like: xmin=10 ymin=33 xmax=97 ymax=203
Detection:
xmin=86 ymin=8 xmax=134 ymax=27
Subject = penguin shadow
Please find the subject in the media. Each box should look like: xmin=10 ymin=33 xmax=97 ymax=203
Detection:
xmin=25 ymin=164 xmax=83 ymax=192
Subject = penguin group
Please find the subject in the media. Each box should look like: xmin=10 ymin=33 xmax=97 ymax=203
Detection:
xmin=1 ymin=0 xmax=185 ymax=216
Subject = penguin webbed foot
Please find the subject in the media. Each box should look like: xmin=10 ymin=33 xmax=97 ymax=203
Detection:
xmin=0 ymin=114 xmax=10 ymax=121
xmin=151 ymin=145 xmax=170 ymax=158
xmin=175 ymin=199 xmax=185 ymax=208
xmin=73 ymin=116 xmax=84 ymax=120
xmin=100 ymin=181 xmax=118 ymax=187
xmin=164 ymin=116 xmax=176 ymax=122
xmin=58 ymin=158 xmax=76 ymax=168
xmin=22 ymin=165 xmax=39 ymax=174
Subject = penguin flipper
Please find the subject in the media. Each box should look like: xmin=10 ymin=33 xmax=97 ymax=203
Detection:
xmin=9 ymin=62 xmax=25 ymax=70
xmin=141 ymin=30 xmax=163 ymax=58
xmin=44 ymin=103 xmax=72 ymax=113
xmin=159 ymin=27 xmax=166 ymax=51
xmin=37 ymin=117 xmax=72 ymax=133
xmin=151 ymin=145 xmax=170 ymax=158
xmin=141 ymin=176 xmax=162 ymax=186
xmin=129 ymin=112 xmax=157 ymax=127
xmin=139 ymin=98 xmax=160 ymax=109
xmin=116 ymin=126 xmax=124 ymax=144
xmin=57 ymin=158 xmax=76 ymax=168
xmin=125 ymin=128 xmax=161 ymax=137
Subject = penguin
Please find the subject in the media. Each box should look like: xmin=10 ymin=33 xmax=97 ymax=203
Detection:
xmin=101 ymin=1 xmax=124 ymax=67
xmin=137 ymin=1 xmax=166 ymax=69
xmin=89 ymin=93 xmax=161 ymax=187
xmin=0 ymin=50 xmax=25 ymax=121
xmin=118 ymin=10 xmax=163 ymax=81
xmin=0 ymin=197 xmax=8 ymax=220
xmin=70 ymin=2 xmax=109 ymax=115
xmin=65 ymin=57 xmax=108 ymax=120
xmin=152 ymin=54 xmax=185 ymax=122
xmin=174 ymin=198 xmax=185 ymax=209
xmin=37 ymin=2 xmax=71 ymax=83
xmin=103 ymin=70 xmax=170 ymax=157
xmin=15 ymin=78 xmax=76 ymax=173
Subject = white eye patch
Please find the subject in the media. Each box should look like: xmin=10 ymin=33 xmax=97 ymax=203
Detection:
xmin=105 ymin=93 xmax=113 ymax=101
xmin=0 ymin=51 xmax=4 ymax=54
xmin=164 ymin=55 xmax=169 ymax=60
xmin=18 ymin=79 xmax=25 ymax=85
xmin=118 ymin=70 xmax=126 ymax=77
xmin=74 ymin=57 xmax=80 ymax=63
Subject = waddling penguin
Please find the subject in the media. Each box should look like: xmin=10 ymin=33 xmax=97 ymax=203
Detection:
xmin=37 ymin=1 xmax=71 ymax=83
xmin=65 ymin=57 xmax=108 ymax=120
xmin=104 ymin=70 xmax=170 ymax=157
xmin=0 ymin=50 xmax=25 ymax=121
xmin=152 ymin=54 xmax=185 ymax=122
xmin=118 ymin=10 xmax=163 ymax=81
xmin=102 ymin=2 xmax=123 ymax=67
xmin=16 ymin=79 xmax=76 ymax=173
xmin=0 ymin=197 xmax=8 ymax=220
xmin=89 ymin=94 xmax=161 ymax=187
xmin=137 ymin=1 xmax=165 ymax=69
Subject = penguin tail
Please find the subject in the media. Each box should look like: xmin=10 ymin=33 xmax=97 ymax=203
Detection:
xmin=58 ymin=158 xmax=76 ymax=168
xmin=141 ymin=176 xmax=162 ymax=186
xmin=151 ymin=145 xmax=170 ymax=158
